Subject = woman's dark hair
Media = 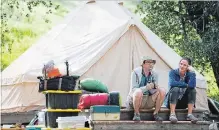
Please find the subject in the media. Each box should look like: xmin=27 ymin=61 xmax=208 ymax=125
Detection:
xmin=180 ymin=57 xmax=192 ymax=65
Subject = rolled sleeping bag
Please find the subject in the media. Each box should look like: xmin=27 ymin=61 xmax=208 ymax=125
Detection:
xmin=78 ymin=93 xmax=108 ymax=109
xmin=80 ymin=78 xmax=108 ymax=93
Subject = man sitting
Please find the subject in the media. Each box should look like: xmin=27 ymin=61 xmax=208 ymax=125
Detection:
xmin=126 ymin=56 xmax=166 ymax=121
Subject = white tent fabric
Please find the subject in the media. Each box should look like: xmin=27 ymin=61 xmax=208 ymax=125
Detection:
xmin=1 ymin=1 xmax=208 ymax=113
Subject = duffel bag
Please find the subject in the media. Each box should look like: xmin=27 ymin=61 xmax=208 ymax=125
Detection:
xmin=78 ymin=93 xmax=108 ymax=109
xmin=80 ymin=78 xmax=108 ymax=93
xmin=108 ymin=91 xmax=121 ymax=106
xmin=38 ymin=76 xmax=79 ymax=92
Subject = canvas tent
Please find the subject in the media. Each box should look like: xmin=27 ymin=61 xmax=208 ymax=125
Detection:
xmin=1 ymin=1 xmax=209 ymax=113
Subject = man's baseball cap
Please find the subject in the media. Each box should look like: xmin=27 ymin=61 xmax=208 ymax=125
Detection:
xmin=141 ymin=56 xmax=156 ymax=64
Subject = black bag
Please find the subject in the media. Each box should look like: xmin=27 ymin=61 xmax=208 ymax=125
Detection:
xmin=38 ymin=61 xmax=79 ymax=92
xmin=108 ymin=91 xmax=120 ymax=106
xmin=38 ymin=76 xmax=79 ymax=92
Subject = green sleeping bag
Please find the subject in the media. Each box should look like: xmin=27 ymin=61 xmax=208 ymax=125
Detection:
xmin=80 ymin=78 xmax=108 ymax=93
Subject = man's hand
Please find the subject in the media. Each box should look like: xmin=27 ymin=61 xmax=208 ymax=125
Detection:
xmin=146 ymin=83 xmax=156 ymax=90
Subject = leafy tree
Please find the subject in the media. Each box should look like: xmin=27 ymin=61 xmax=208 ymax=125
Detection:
xmin=136 ymin=1 xmax=219 ymax=100
xmin=1 ymin=0 xmax=54 ymax=47
xmin=1 ymin=0 xmax=68 ymax=70
xmin=182 ymin=1 xmax=219 ymax=89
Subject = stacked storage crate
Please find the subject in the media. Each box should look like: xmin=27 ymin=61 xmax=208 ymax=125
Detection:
xmin=37 ymin=61 xmax=84 ymax=128
xmin=42 ymin=90 xmax=82 ymax=128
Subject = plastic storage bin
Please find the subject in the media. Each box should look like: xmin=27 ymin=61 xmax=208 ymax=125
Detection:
xmin=37 ymin=111 xmax=45 ymax=126
xmin=43 ymin=109 xmax=80 ymax=128
xmin=56 ymin=116 xmax=86 ymax=129
xmin=44 ymin=90 xmax=82 ymax=109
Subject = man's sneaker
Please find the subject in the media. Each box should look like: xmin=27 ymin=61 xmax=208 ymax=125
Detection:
xmin=153 ymin=113 xmax=163 ymax=122
xmin=133 ymin=113 xmax=141 ymax=121
xmin=169 ymin=114 xmax=178 ymax=123
xmin=187 ymin=114 xmax=198 ymax=124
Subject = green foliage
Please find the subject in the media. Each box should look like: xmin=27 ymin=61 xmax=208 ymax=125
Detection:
xmin=206 ymin=76 xmax=219 ymax=101
xmin=135 ymin=1 xmax=219 ymax=100
xmin=202 ymin=22 xmax=219 ymax=61
xmin=136 ymin=1 xmax=183 ymax=51
xmin=1 ymin=26 xmax=37 ymax=69
xmin=1 ymin=0 xmax=70 ymax=71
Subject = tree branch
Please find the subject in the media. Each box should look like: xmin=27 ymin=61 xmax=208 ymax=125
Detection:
xmin=179 ymin=1 xmax=188 ymax=41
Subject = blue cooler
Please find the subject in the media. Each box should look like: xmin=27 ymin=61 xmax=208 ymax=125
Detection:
xmin=90 ymin=105 xmax=120 ymax=121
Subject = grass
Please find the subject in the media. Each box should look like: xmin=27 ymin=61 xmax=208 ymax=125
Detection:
xmin=1 ymin=0 xmax=80 ymax=71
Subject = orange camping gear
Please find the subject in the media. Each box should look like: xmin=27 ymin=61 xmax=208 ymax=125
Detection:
xmin=47 ymin=68 xmax=62 ymax=78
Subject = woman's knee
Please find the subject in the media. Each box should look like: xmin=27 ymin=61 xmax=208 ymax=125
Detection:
xmin=169 ymin=87 xmax=180 ymax=104
xmin=171 ymin=87 xmax=180 ymax=93
xmin=188 ymin=88 xmax=196 ymax=94
xmin=187 ymin=88 xmax=196 ymax=104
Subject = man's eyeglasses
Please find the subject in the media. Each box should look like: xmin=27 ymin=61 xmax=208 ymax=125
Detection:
xmin=143 ymin=60 xmax=155 ymax=64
